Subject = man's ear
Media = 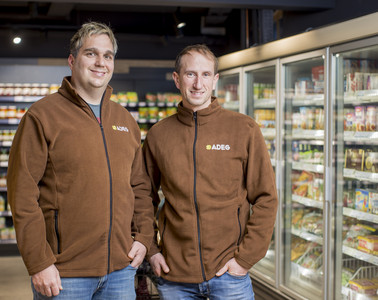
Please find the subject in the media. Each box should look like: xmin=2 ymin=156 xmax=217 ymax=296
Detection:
xmin=67 ymin=54 xmax=75 ymax=70
xmin=172 ymin=72 xmax=180 ymax=90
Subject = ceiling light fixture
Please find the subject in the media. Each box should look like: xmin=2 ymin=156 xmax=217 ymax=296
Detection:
xmin=177 ymin=22 xmax=186 ymax=29
xmin=13 ymin=36 xmax=22 ymax=44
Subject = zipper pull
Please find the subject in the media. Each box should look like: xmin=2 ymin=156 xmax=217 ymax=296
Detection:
xmin=193 ymin=111 xmax=197 ymax=121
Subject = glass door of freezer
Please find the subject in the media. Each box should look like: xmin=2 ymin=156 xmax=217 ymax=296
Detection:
xmin=332 ymin=37 xmax=378 ymax=300
xmin=244 ymin=62 xmax=278 ymax=282
xmin=281 ymin=51 xmax=326 ymax=299
xmin=216 ymin=68 xmax=242 ymax=112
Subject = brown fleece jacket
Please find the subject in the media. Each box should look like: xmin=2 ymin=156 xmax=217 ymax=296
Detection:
xmin=143 ymin=98 xmax=278 ymax=283
xmin=7 ymin=77 xmax=154 ymax=277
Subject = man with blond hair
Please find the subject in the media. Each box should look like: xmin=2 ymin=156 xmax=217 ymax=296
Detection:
xmin=8 ymin=21 xmax=154 ymax=299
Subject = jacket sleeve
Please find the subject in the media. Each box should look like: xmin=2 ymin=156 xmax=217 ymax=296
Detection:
xmin=130 ymin=143 xmax=155 ymax=252
xmin=7 ymin=112 xmax=56 ymax=275
xmin=142 ymin=136 xmax=163 ymax=258
xmin=234 ymin=123 xmax=278 ymax=270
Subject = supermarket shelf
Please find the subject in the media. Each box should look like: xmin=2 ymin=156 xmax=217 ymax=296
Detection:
xmin=344 ymin=168 xmax=378 ymax=183
xmin=292 ymin=194 xmax=323 ymax=209
xmin=291 ymin=228 xmax=323 ymax=245
xmin=222 ymin=101 xmax=239 ymax=111
xmin=343 ymin=207 xmax=378 ymax=224
xmin=254 ymin=98 xmax=276 ymax=108
xmin=344 ymin=89 xmax=378 ymax=104
xmin=342 ymin=245 xmax=378 ymax=266
xmin=120 ymin=101 xmax=178 ymax=108
xmin=0 ymin=141 xmax=12 ymax=147
xmin=291 ymin=129 xmax=324 ymax=140
xmin=260 ymin=128 xmax=276 ymax=138
xmin=0 ymin=119 xmax=20 ymax=125
xmin=0 ymin=96 xmax=41 ymax=103
xmin=292 ymin=161 xmax=324 ymax=173
xmin=0 ymin=211 xmax=11 ymax=217
xmin=344 ymin=131 xmax=378 ymax=144
xmin=0 ymin=239 xmax=16 ymax=244
xmin=292 ymin=94 xmax=324 ymax=106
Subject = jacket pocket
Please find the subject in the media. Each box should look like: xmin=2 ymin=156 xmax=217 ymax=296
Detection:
xmin=159 ymin=217 xmax=167 ymax=247
xmin=237 ymin=207 xmax=242 ymax=246
xmin=55 ymin=210 xmax=61 ymax=254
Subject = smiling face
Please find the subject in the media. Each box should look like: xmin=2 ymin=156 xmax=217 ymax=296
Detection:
xmin=68 ymin=33 xmax=115 ymax=102
xmin=173 ymin=50 xmax=219 ymax=112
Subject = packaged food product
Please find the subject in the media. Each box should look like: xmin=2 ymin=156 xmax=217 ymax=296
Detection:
xmin=355 ymin=189 xmax=370 ymax=212
xmin=145 ymin=93 xmax=157 ymax=103
xmin=117 ymin=92 xmax=127 ymax=104
xmin=343 ymin=224 xmax=375 ymax=248
xmin=344 ymin=108 xmax=355 ymax=131
xmin=364 ymin=150 xmax=378 ymax=173
xmin=126 ymin=92 xmax=138 ymax=103
xmin=344 ymin=148 xmax=365 ymax=171
xmin=0 ymin=196 xmax=4 ymax=211
xmin=369 ymin=191 xmax=378 ymax=215
xmin=349 ymin=278 xmax=378 ymax=295
xmin=355 ymin=106 xmax=366 ymax=131
xmin=366 ymin=106 xmax=377 ymax=131
xmin=357 ymin=235 xmax=378 ymax=252
xmin=148 ymin=107 xmax=159 ymax=120
xmin=300 ymin=212 xmax=323 ymax=235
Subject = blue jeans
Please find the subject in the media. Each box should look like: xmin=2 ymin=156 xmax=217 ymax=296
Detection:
xmin=157 ymin=272 xmax=254 ymax=300
xmin=32 ymin=265 xmax=137 ymax=300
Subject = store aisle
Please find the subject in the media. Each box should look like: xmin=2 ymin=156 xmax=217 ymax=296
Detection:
xmin=0 ymin=256 xmax=32 ymax=300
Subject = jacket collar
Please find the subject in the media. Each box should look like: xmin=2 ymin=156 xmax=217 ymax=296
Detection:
xmin=58 ymin=76 xmax=113 ymax=109
xmin=177 ymin=97 xmax=222 ymax=126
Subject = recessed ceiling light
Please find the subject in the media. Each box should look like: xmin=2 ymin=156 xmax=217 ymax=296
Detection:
xmin=13 ymin=36 xmax=22 ymax=44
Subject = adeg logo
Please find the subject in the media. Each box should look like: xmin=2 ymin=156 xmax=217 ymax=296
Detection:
xmin=206 ymin=144 xmax=230 ymax=151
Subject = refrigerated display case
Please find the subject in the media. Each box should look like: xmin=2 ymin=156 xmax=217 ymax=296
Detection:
xmin=243 ymin=61 xmax=279 ymax=282
xmin=281 ymin=51 xmax=327 ymax=300
xmin=216 ymin=67 xmax=242 ymax=112
xmin=332 ymin=36 xmax=378 ymax=300
xmin=216 ymin=12 xmax=378 ymax=300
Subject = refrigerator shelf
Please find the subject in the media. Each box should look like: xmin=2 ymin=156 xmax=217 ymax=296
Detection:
xmin=292 ymin=228 xmax=323 ymax=245
xmin=345 ymin=90 xmax=378 ymax=105
xmin=344 ymin=169 xmax=378 ymax=183
xmin=260 ymin=128 xmax=276 ymax=138
xmin=343 ymin=246 xmax=378 ymax=266
xmin=291 ymin=129 xmax=324 ymax=139
xmin=292 ymin=194 xmax=323 ymax=209
xmin=292 ymin=161 xmax=324 ymax=173
xmin=343 ymin=207 xmax=378 ymax=224
xmin=344 ymin=131 xmax=378 ymax=143
xmin=254 ymin=98 xmax=276 ymax=108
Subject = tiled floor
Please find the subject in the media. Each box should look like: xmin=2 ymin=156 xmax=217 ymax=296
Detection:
xmin=0 ymin=255 xmax=32 ymax=300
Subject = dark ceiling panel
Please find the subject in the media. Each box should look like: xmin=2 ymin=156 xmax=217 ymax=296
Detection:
xmin=0 ymin=0 xmax=335 ymax=10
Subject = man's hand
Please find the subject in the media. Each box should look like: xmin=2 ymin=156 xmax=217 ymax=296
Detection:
xmin=149 ymin=253 xmax=170 ymax=277
xmin=31 ymin=264 xmax=62 ymax=297
xmin=215 ymin=258 xmax=248 ymax=277
xmin=128 ymin=241 xmax=147 ymax=268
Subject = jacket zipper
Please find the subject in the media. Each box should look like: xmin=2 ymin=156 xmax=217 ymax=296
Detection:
xmin=237 ymin=207 xmax=242 ymax=246
xmin=193 ymin=112 xmax=206 ymax=281
xmin=54 ymin=210 xmax=61 ymax=254
xmin=86 ymin=98 xmax=113 ymax=274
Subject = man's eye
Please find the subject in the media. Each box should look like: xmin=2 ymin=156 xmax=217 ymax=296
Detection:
xmin=187 ymin=73 xmax=194 ymax=78
xmin=86 ymin=52 xmax=95 ymax=57
xmin=104 ymin=55 xmax=113 ymax=60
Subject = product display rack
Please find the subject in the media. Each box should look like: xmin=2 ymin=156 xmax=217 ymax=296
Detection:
xmin=216 ymin=12 xmax=378 ymax=300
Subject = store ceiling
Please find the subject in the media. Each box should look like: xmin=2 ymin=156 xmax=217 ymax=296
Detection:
xmin=0 ymin=0 xmax=334 ymax=35
xmin=0 ymin=0 xmax=335 ymax=59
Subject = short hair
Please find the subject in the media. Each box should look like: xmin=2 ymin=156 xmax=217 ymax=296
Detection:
xmin=174 ymin=44 xmax=218 ymax=75
xmin=70 ymin=21 xmax=118 ymax=57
